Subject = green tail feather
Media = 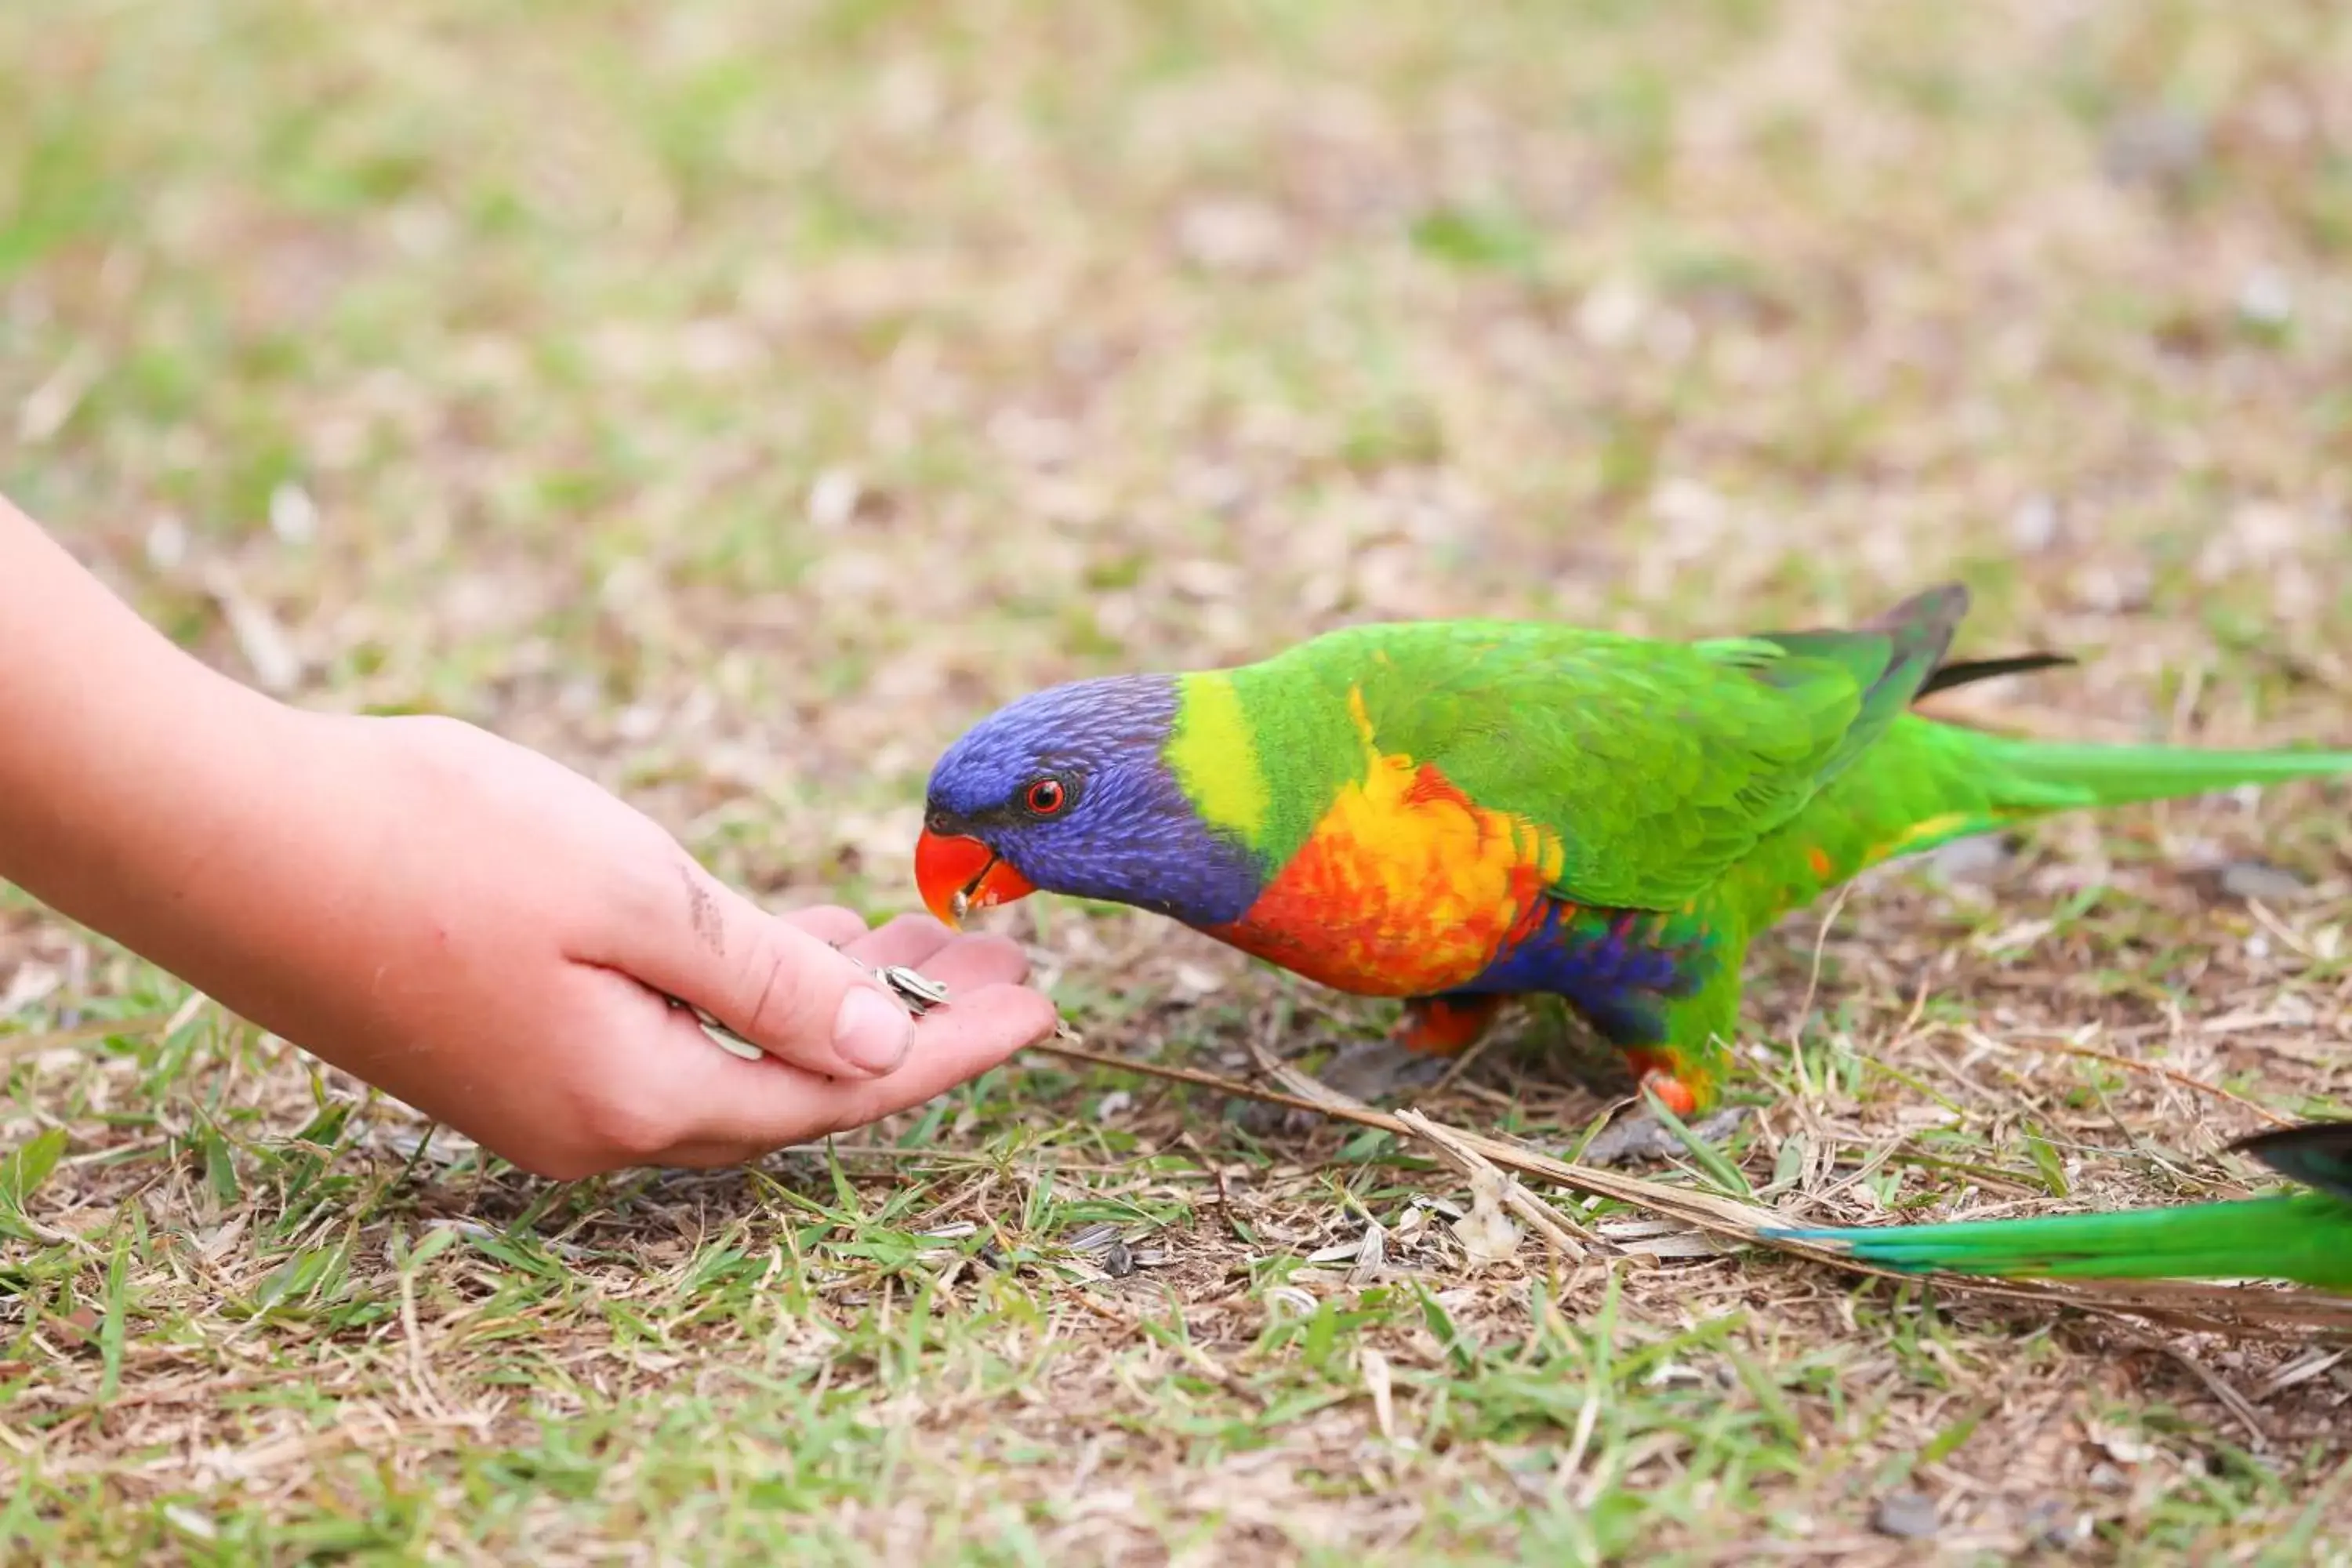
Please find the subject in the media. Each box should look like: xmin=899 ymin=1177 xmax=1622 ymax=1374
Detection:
xmin=1769 ymin=1126 xmax=2352 ymax=1291
xmin=1982 ymin=735 xmax=2352 ymax=811
xmin=1738 ymin=713 xmax=2352 ymax=930
xmin=1915 ymin=652 xmax=2075 ymax=698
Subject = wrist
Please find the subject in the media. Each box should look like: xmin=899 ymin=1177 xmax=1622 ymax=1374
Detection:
xmin=0 ymin=498 xmax=414 ymax=1065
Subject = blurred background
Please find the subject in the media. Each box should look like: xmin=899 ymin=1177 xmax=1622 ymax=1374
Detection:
xmin=8 ymin=1 xmax=2348 ymax=915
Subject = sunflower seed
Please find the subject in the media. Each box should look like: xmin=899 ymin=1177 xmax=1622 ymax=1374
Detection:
xmin=674 ymin=956 xmax=950 ymax=1064
xmin=877 ymin=964 xmax=951 ymax=1013
xmin=699 ymin=1021 xmax=764 ymax=1060
xmin=662 ymin=993 xmax=756 ymax=1055
xmin=671 ymin=997 xmax=764 ymax=1059
xmin=1063 ymin=1221 xmax=1123 ymax=1254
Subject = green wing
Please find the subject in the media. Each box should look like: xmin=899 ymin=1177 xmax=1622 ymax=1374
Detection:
xmin=1272 ymin=585 xmax=1969 ymax=911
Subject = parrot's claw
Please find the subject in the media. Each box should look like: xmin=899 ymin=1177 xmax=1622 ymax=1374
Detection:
xmin=1578 ymin=1105 xmax=1751 ymax=1167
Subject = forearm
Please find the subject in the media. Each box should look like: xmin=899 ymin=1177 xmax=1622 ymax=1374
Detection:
xmin=0 ymin=495 xmax=338 ymax=993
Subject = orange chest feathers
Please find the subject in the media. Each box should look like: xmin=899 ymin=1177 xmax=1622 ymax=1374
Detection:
xmin=1204 ymin=744 xmax=1568 ymax=997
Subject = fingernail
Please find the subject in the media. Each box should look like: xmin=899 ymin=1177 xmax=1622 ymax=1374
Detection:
xmin=833 ymin=985 xmax=914 ymax=1074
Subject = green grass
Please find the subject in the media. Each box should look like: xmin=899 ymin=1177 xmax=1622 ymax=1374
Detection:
xmin=5 ymin=1 xmax=2352 ymax=1562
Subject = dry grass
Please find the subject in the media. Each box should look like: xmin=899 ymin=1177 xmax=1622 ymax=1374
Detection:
xmin=5 ymin=1 xmax=2352 ymax=1562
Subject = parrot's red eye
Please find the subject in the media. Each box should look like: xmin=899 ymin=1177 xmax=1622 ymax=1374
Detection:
xmin=1024 ymin=778 xmax=1068 ymax=815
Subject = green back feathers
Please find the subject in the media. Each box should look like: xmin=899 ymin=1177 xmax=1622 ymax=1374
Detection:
xmin=1163 ymin=587 xmax=1969 ymax=913
xmin=1741 ymin=581 xmax=1967 ymax=787
xmin=1160 ymin=583 xmax=2348 ymax=930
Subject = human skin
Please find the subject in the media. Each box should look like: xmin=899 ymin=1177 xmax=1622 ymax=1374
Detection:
xmin=0 ymin=492 xmax=1059 ymax=1178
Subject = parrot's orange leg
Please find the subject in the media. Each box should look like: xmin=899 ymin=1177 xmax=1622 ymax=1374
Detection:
xmin=1621 ymin=1047 xmax=1704 ymax=1117
xmin=1392 ymin=993 xmax=1510 ymax=1056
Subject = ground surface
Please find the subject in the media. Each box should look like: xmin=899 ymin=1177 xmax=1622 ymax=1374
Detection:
xmin=5 ymin=2 xmax=2352 ymax=1563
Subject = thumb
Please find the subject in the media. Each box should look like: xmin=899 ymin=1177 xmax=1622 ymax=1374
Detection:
xmin=591 ymin=858 xmax=916 ymax=1080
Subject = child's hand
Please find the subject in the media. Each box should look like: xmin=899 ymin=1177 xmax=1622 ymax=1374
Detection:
xmin=3 ymin=495 xmax=1062 ymax=1177
xmin=249 ymin=712 xmax=1062 ymax=1178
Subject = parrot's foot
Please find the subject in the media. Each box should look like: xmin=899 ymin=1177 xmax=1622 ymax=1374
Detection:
xmin=1312 ymin=1040 xmax=1454 ymax=1102
xmin=1576 ymin=1049 xmax=1744 ymax=1165
xmin=1393 ymin=993 xmax=1508 ymax=1055
xmin=1311 ymin=993 xmax=1510 ymax=1102
xmin=1243 ymin=996 xmax=1511 ymax=1133
xmin=1580 ymin=1105 xmax=1752 ymax=1167
xmin=1626 ymin=1058 xmax=1702 ymax=1119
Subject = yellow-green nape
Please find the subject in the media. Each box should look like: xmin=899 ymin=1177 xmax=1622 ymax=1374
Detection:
xmin=1167 ymin=673 xmax=1272 ymax=848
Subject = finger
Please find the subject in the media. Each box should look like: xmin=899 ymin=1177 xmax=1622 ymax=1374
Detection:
xmin=648 ymin=1137 xmax=794 ymax=1171
xmin=778 ymin=905 xmax=870 ymax=948
xmin=833 ymin=916 xmax=1032 ymax=993
xmin=835 ymin=911 xmax=959 ymax=972
xmin=681 ymin=983 xmax=1060 ymax=1150
xmin=891 ymin=931 xmax=1033 ymax=993
xmin=804 ymin=983 xmax=1060 ymax=1134
xmin=646 ymin=936 xmax=1039 ymax=1153
xmin=590 ymin=859 xmax=916 ymax=1081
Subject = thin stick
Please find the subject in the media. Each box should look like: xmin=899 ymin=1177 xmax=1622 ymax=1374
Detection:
xmin=1394 ymin=1106 xmax=1591 ymax=1263
xmin=1037 ymin=1034 xmax=1345 ymax=1120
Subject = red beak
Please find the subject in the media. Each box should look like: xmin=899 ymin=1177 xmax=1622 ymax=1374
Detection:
xmin=914 ymin=828 xmax=1036 ymax=929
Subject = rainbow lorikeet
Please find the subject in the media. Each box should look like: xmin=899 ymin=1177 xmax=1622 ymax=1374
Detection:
xmin=1766 ymin=1121 xmax=2352 ymax=1291
xmin=913 ymin=585 xmax=2351 ymax=1123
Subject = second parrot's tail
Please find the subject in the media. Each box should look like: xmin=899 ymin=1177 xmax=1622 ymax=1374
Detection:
xmin=1766 ymin=1192 xmax=2352 ymax=1290
xmin=1766 ymin=1123 xmax=2352 ymax=1293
